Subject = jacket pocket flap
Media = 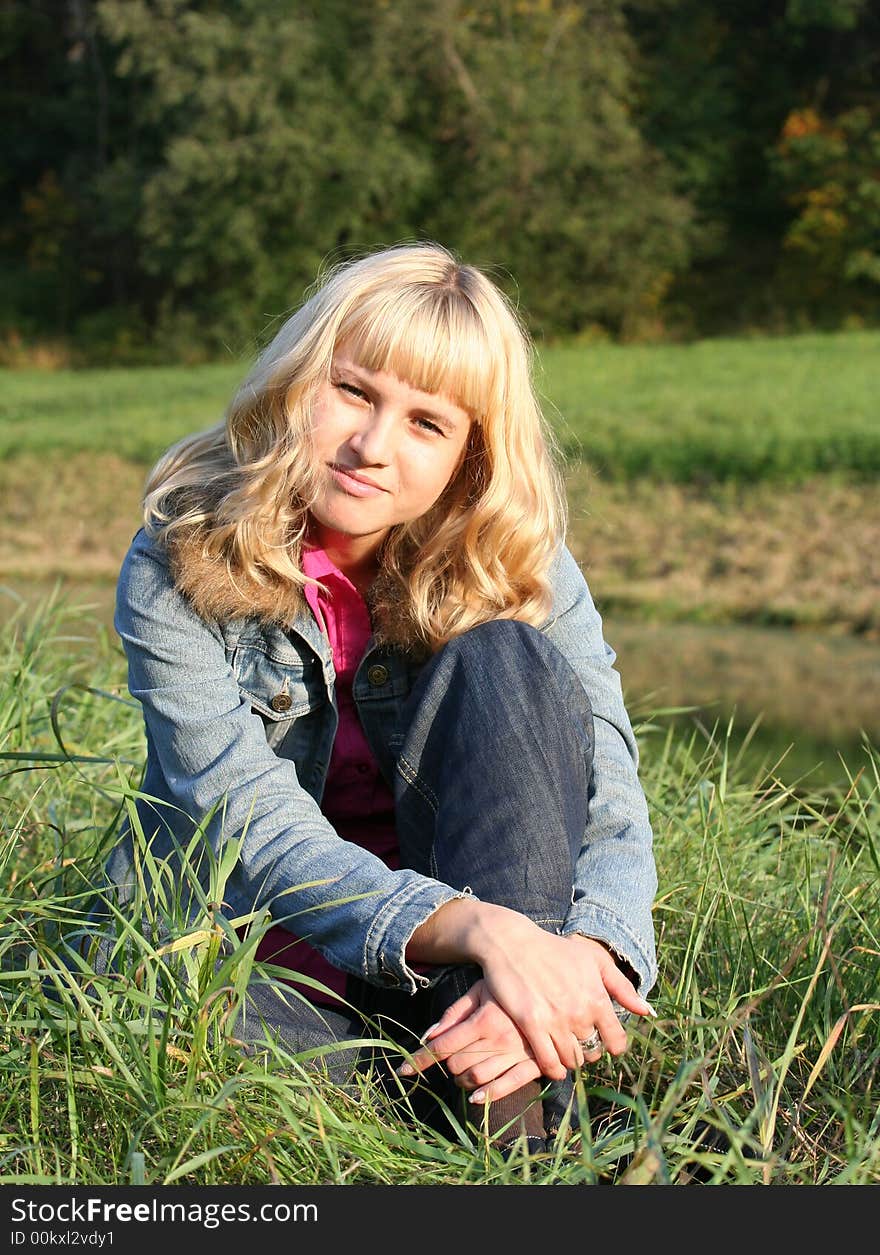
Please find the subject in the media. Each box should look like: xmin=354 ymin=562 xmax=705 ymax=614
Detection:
xmin=233 ymin=644 xmax=322 ymax=720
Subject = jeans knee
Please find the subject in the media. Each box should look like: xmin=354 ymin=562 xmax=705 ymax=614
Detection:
xmin=441 ymin=619 xmax=569 ymax=688
xmin=443 ymin=618 xmax=542 ymax=659
xmin=442 ymin=620 xmax=593 ymax=730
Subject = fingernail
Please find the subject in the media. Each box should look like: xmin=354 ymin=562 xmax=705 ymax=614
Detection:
xmin=396 ymin=1062 xmax=415 ymax=1077
xmin=468 ymin=1090 xmax=486 ymax=1104
xmin=418 ymin=1021 xmax=442 ymax=1044
xmin=642 ymin=1001 xmax=657 ymax=1018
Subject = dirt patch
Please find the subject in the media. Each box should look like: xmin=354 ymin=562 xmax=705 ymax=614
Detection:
xmin=0 ymin=454 xmax=146 ymax=582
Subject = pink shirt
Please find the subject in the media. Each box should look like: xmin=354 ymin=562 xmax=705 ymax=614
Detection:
xmin=249 ymin=549 xmax=399 ymax=1006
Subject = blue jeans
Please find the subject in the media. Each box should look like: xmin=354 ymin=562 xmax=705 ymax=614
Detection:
xmin=238 ymin=620 xmax=594 ymax=1136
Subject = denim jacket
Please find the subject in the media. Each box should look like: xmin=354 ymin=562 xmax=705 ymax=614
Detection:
xmin=106 ymin=528 xmax=658 ymax=996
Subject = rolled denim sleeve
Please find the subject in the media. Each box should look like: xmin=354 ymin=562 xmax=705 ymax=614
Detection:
xmin=542 ymin=546 xmax=658 ymax=994
xmin=110 ymin=530 xmax=466 ymax=993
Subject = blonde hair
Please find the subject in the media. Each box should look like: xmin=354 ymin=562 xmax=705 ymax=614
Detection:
xmin=144 ymin=241 xmax=567 ymax=651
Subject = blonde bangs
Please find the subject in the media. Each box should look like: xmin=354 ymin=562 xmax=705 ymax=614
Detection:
xmin=336 ymin=285 xmax=499 ymax=421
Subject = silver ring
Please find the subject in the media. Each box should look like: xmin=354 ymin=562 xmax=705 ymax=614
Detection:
xmin=577 ymin=1031 xmax=603 ymax=1053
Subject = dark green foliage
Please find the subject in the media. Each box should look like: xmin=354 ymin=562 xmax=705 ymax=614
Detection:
xmin=93 ymin=0 xmax=437 ymax=355
xmin=626 ymin=0 xmax=880 ymax=333
xmin=360 ymin=1 xmax=691 ymax=340
xmin=2 ymin=0 xmax=879 ymax=359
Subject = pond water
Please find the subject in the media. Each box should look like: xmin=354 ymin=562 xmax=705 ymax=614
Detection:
xmin=2 ymin=578 xmax=876 ymax=790
xmin=607 ymin=617 xmax=878 ymax=788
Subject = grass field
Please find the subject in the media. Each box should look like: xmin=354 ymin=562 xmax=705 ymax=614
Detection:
xmin=0 ymin=596 xmax=877 ymax=1185
xmin=541 ymin=330 xmax=880 ymax=479
xmin=1 ymin=332 xmax=877 ymax=1185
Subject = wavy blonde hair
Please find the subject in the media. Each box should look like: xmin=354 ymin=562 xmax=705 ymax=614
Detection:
xmin=144 ymin=241 xmax=567 ymax=651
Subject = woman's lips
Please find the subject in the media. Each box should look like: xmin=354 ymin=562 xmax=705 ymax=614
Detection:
xmin=328 ymin=463 xmax=388 ymax=496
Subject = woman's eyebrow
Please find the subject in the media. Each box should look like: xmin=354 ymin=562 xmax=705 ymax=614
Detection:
xmin=333 ymin=361 xmax=466 ymax=430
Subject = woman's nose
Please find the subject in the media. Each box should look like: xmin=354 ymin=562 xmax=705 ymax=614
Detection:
xmin=348 ymin=412 xmax=397 ymax=465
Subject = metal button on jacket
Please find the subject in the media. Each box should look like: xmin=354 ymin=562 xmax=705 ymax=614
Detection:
xmin=269 ymin=692 xmax=293 ymax=713
xmin=367 ymin=664 xmax=389 ymax=687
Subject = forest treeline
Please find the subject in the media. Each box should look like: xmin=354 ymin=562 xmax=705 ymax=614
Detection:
xmin=3 ymin=0 xmax=879 ymax=362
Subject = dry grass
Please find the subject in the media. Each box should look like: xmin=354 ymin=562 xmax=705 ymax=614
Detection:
xmin=1 ymin=453 xmax=877 ymax=638
xmin=0 ymin=454 xmax=145 ymax=583
xmin=566 ymin=467 xmax=880 ymax=636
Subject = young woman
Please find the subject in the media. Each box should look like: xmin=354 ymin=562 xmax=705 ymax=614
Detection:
xmin=104 ymin=241 xmax=658 ymax=1153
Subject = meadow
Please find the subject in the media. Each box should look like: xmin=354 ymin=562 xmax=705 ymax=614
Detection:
xmin=3 ymin=330 xmax=879 ymax=478
xmin=2 ymin=329 xmax=878 ymax=635
xmin=0 ymin=329 xmax=878 ymax=1185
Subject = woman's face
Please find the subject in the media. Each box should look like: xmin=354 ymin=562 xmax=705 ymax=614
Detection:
xmin=307 ymin=349 xmax=473 ymax=561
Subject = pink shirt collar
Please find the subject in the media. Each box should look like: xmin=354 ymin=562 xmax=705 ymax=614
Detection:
xmin=302 ymin=545 xmax=348 ymax=583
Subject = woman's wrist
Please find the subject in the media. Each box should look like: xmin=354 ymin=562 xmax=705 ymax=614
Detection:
xmin=566 ymin=931 xmax=640 ymax=986
xmin=406 ymin=897 xmax=515 ymax=966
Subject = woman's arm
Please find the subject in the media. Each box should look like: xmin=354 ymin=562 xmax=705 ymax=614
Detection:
xmin=110 ymin=529 xmax=469 ymax=991
xmin=542 ymin=545 xmax=658 ymax=992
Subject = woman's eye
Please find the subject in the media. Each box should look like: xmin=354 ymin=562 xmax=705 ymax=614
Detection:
xmin=335 ymin=380 xmax=367 ymax=399
xmin=414 ymin=416 xmax=444 ymax=436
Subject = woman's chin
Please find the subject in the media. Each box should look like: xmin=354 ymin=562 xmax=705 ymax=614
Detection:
xmin=308 ymin=508 xmax=393 ymax=549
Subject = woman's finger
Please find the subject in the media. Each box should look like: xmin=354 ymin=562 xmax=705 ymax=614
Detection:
xmin=466 ymin=1058 xmax=544 ymax=1106
xmin=549 ymin=1024 xmax=592 ymax=1073
xmin=592 ymin=1004 xmax=628 ymax=1056
xmin=420 ymin=981 xmax=485 ymax=1042
xmin=575 ymin=1029 xmax=604 ymax=1061
xmin=401 ymin=1016 xmax=492 ymax=1075
xmin=602 ymin=963 xmax=657 ymax=1019
xmin=513 ymin=1014 xmax=568 ymax=1081
xmin=401 ymin=990 xmax=543 ymax=1079
xmin=445 ymin=1043 xmax=526 ymax=1087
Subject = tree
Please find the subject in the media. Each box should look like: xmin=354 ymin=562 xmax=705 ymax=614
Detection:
xmin=95 ymin=0 xmax=434 ymax=353
xmin=93 ymin=0 xmax=691 ymax=349
xmin=0 ymin=0 xmax=138 ymax=339
xmin=625 ymin=0 xmax=880 ymax=331
xmin=379 ymin=0 xmax=693 ymax=339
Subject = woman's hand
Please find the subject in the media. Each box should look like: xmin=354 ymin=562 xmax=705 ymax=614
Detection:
xmin=473 ymin=910 xmax=653 ymax=1078
xmin=400 ymin=979 xmax=544 ymax=1101
xmin=404 ymin=906 xmax=655 ymax=1095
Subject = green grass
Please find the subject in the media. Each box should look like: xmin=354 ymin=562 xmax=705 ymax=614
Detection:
xmin=539 ymin=330 xmax=880 ymax=479
xmin=2 ymin=593 xmax=878 ymax=1185
xmin=2 ymin=330 xmax=878 ymax=481
xmin=0 ymin=362 xmax=246 ymax=465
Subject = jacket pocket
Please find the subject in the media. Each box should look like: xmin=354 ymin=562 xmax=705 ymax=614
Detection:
xmin=232 ymin=642 xmax=325 ymax=749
